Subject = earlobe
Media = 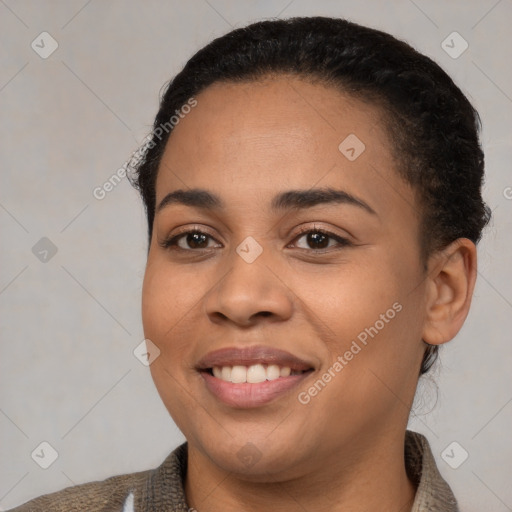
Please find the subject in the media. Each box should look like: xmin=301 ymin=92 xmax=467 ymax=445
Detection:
xmin=422 ymin=238 xmax=477 ymax=345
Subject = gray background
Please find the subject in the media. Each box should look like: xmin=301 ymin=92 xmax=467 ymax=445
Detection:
xmin=0 ymin=0 xmax=511 ymax=510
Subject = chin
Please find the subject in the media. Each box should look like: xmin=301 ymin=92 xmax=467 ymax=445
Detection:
xmin=191 ymin=430 xmax=313 ymax=481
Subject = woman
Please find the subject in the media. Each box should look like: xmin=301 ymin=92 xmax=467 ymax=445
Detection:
xmin=10 ymin=16 xmax=490 ymax=512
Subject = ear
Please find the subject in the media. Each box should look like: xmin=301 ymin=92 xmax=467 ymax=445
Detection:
xmin=422 ymin=238 xmax=477 ymax=345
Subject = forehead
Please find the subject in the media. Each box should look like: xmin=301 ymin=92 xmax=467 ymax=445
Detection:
xmin=155 ymin=76 xmax=415 ymax=222
xmin=164 ymin=76 xmax=386 ymax=161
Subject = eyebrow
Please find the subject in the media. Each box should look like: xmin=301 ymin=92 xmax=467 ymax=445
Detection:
xmin=156 ymin=187 xmax=377 ymax=216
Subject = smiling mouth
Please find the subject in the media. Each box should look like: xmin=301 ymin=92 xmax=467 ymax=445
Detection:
xmin=199 ymin=364 xmax=315 ymax=408
xmin=202 ymin=364 xmax=313 ymax=383
xmin=195 ymin=345 xmax=316 ymax=407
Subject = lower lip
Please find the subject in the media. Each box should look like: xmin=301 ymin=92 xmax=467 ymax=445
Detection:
xmin=201 ymin=371 xmax=312 ymax=408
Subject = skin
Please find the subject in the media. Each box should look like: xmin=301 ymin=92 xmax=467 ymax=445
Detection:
xmin=141 ymin=75 xmax=477 ymax=511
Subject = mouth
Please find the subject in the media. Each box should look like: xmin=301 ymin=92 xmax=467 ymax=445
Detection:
xmin=203 ymin=363 xmax=311 ymax=381
xmin=196 ymin=346 xmax=315 ymax=408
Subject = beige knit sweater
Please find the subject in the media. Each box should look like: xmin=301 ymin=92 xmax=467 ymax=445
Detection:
xmin=7 ymin=430 xmax=458 ymax=511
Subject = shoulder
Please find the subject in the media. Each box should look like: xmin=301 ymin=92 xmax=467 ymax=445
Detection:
xmin=6 ymin=443 xmax=189 ymax=512
xmin=405 ymin=430 xmax=460 ymax=512
xmin=6 ymin=468 xmax=152 ymax=512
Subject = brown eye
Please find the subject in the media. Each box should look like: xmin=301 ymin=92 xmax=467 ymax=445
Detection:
xmin=183 ymin=232 xmax=209 ymax=249
xmin=292 ymin=228 xmax=352 ymax=251
xmin=160 ymin=230 xmax=221 ymax=251
xmin=304 ymin=232 xmax=329 ymax=249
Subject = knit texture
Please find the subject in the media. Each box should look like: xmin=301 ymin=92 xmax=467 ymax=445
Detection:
xmin=8 ymin=430 xmax=458 ymax=511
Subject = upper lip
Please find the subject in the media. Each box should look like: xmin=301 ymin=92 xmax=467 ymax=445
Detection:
xmin=196 ymin=345 xmax=315 ymax=372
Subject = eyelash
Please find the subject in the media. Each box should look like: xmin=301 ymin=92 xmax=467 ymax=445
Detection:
xmin=159 ymin=225 xmax=353 ymax=253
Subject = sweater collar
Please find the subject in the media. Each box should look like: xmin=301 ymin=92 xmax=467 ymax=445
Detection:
xmin=139 ymin=430 xmax=458 ymax=511
xmin=405 ymin=430 xmax=459 ymax=511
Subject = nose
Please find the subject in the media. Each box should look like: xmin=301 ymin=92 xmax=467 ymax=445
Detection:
xmin=204 ymin=248 xmax=294 ymax=327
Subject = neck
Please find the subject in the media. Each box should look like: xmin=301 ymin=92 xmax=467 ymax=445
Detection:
xmin=184 ymin=430 xmax=417 ymax=512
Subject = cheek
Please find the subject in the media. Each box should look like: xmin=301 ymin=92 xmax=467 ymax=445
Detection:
xmin=302 ymin=257 xmax=401 ymax=341
xmin=141 ymin=257 xmax=207 ymax=426
xmin=142 ymin=257 xmax=201 ymax=342
xmin=141 ymin=258 xmax=210 ymax=397
xmin=302 ymin=251 xmax=424 ymax=386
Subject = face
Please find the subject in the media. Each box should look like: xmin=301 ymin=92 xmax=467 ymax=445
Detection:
xmin=142 ymin=76 xmax=428 ymax=480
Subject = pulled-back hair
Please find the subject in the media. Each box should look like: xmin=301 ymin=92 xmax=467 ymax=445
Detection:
xmin=129 ymin=16 xmax=491 ymax=374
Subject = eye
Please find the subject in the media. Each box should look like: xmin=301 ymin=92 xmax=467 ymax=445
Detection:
xmin=290 ymin=225 xmax=352 ymax=251
xmin=159 ymin=229 xmax=221 ymax=251
xmin=159 ymin=225 xmax=352 ymax=253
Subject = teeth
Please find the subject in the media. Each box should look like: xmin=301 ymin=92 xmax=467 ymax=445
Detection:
xmin=231 ymin=365 xmax=247 ymax=383
xmin=210 ymin=364 xmax=302 ymax=383
xmin=267 ymin=364 xmax=281 ymax=380
xmin=221 ymin=366 xmax=232 ymax=381
xmin=280 ymin=366 xmax=291 ymax=377
xmin=247 ymin=363 xmax=266 ymax=383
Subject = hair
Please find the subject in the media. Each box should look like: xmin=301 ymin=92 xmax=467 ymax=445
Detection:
xmin=128 ymin=16 xmax=491 ymax=375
